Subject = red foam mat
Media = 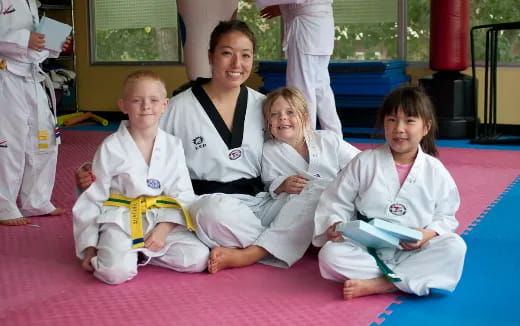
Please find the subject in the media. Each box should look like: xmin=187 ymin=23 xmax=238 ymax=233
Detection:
xmin=1 ymin=131 xmax=519 ymax=326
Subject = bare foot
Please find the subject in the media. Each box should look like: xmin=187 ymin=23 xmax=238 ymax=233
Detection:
xmin=0 ymin=217 xmax=32 ymax=226
xmin=343 ymin=277 xmax=396 ymax=300
xmin=49 ymin=207 xmax=65 ymax=216
xmin=207 ymin=245 xmax=268 ymax=274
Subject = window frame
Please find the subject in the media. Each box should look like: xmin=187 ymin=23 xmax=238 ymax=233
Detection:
xmin=88 ymin=0 xmax=182 ymax=66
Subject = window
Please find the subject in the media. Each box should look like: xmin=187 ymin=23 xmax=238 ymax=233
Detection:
xmin=89 ymin=0 xmax=180 ymax=64
xmin=237 ymin=1 xmax=282 ymax=61
xmin=239 ymin=0 xmax=519 ymax=65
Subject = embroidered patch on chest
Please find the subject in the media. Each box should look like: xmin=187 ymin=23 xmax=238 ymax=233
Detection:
xmin=0 ymin=140 xmax=7 ymax=148
xmin=192 ymin=136 xmax=206 ymax=150
xmin=1 ymin=5 xmax=16 ymax=15
xmin=146 ymin=178 xmax=161 ymax=189
xmin=389 ymin=203 xmax=407 ymax=216
xmin=228 ymin=148 xmax=242 ymax=160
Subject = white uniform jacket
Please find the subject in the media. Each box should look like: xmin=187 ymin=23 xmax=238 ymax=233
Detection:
xmin=257 ymin=0 xmax=334 ymax=55
xmin=0 ymin=0 xmax=59 ymax=75
xmin=261 ymin=130 xmax=359 ymax=198
xmin=160 ymin=83 xmax=265 ymax=185
xmin=313 ymin=144 xmax=460 ymax=247
xmin=73 ymin=122 xmax=196 ymax=259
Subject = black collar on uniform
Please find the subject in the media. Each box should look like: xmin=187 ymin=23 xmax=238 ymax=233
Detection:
xmin=192 ymin=80 xmax=248 ymax=149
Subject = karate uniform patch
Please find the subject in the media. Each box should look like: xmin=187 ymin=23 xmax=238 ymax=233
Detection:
xmin=228 ymin=148 xmax=242 ymax=160
xmin=146 ymin=178 xmax=161 ymax=189
xmin=389 ymin=203 xmax=407 ymax=216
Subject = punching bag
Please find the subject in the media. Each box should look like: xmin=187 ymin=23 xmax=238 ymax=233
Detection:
xmin=429 ymin=0 xmax=470 ymax=71
xmin=420 ymin=0 xmax=474 ymax=138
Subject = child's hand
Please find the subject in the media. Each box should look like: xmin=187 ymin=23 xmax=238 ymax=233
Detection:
xmin=275 ymin=175 xmax=307 ymax=195
xmin=76 ymin=163 xmax=94 ymax=191
xmin=29 ymin=32 xmax=45 ymax=51
xmin=400 ymin=228 xmax=438 ymax=251
xmin=81 ymin=246 xmax=97 ymax=272
xmin=327 ymin=222 xmax=344 ymax=242
xmin=61 ymin=36 xmax=72 ymax=53
xmin=144 ymin=222 xmax=176 ymax=252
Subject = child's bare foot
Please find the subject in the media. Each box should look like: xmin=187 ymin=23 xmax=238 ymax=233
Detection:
xmin=49 ymin=207 xmax=65 ymax=216
xmin=0 ymin=217 xmax=32 ymax=226
xmin=343 ymin=277 xmax=396 ymax=300
xmin=208 ymin=245 xmax=268 ymax=274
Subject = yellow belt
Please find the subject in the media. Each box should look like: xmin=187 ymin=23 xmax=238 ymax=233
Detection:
xmin=103 ymin=194 xmax=195 ymax=249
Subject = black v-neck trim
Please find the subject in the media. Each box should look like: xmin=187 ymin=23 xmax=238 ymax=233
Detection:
xmin=192 ymin=80 xmax=248 ymax=149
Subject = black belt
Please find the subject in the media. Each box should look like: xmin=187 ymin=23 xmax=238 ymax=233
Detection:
xmin=191 ymin=176 xmax=264 ymax=196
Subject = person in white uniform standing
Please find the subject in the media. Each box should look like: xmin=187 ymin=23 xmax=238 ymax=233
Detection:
xmin=260 ymin=87 xmax=359 ymax=266
xmin=177 ymin=0 xmax=238 ymax=80
xmin=73 ymin=71 xmax=209 ymax=285
xmin=256 ymin=0 xmax=343 ymax=136
xmin=313 ymin=86 xmax=467 ymax=300
xmin=0 ymin=0 xmax=69 ymax=226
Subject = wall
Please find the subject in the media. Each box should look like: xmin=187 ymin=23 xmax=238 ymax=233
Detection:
xmin=73 ymin=3 xmax=519 ymax=125
xmin=407 ymin=67 xmax=520 ymax=125
xmin=73 ymin=1 xmax=187 ymax=112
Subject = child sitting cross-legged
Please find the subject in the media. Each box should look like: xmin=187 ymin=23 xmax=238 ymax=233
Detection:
xmin=73 ymin=70 xmax=209 ymax=284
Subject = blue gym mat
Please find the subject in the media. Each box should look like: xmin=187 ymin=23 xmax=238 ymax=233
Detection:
xmin=375 ymin=175 xmax=520 ymax=326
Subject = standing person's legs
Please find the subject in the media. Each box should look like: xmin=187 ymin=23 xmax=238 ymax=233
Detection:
xmin=0 ymin=71 xmax=31 ymax=224
xmin=286 ymin=45 xmax=317 ymax=129
xmin=177 ymin=0 xmax=238 ymax=80
xmin=19 ymin=81 xmax=59 ymax=217
xmin=286 ymin=47 xmax=342 ymax=135
xmin=315 ymin=55 xmax=342 ymax=135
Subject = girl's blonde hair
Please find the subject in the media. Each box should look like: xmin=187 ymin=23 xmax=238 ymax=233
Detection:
xmin=122 ymin=70 xmax=167 ymax=98
xmin=376 ymin=86 xmax=438 ymax=157
xmin=262 ymin=87 xmax=311 ymax=139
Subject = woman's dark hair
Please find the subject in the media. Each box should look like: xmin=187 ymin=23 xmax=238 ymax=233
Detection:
xmin=209 ymin=19 xmax=256 ymax=53
xmin=375 ymin=86 xmax=438 ymax=157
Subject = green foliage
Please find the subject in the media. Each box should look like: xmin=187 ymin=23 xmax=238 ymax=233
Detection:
xmin=95 ymin=27 xmax=178 ymax=62
xmin=93 ymin=0 xmax=518 ymax=64
xmin=237 ymin=2 xmax=282 ymax=61
xmin=238 ymin=0 xmax=518 ymax=63
xmin=471 ymin=0 xmax=520 ymax=62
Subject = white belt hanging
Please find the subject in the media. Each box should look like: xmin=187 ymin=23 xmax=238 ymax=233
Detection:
xmin=31 ymin=64 xmax=61 ymax=153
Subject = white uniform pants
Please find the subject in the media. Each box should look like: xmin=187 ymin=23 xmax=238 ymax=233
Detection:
xmin=318 ymin=233 xmax=467 ymax=295
xmin=191 ymin=183 xmax=324 ymax=268
xmin=286 ymin=45 xmax=343 ymax=136
xmin=91 ymin=223 xmax=209 ymax=285
xmin=0 ymin=69 xmax=58 ymax=220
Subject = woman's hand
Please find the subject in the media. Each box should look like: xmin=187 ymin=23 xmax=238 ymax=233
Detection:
xmin=400 ymin=228 xmax=438 ymax=251
xmin=326 ymin=222 xmax=344 ymax=242
xmin=275 ymin=175 xmax=307 ymax=195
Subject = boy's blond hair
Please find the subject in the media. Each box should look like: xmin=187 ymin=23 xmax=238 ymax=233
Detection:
xmin=121 ymin=70 xmax=167 ymax=98
xmin=262 ymin=87 xmax=311 ymax=139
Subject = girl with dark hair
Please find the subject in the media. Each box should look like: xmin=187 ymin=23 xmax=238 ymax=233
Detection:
xmin=313 ymin=86 xmax=467 ymax=300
